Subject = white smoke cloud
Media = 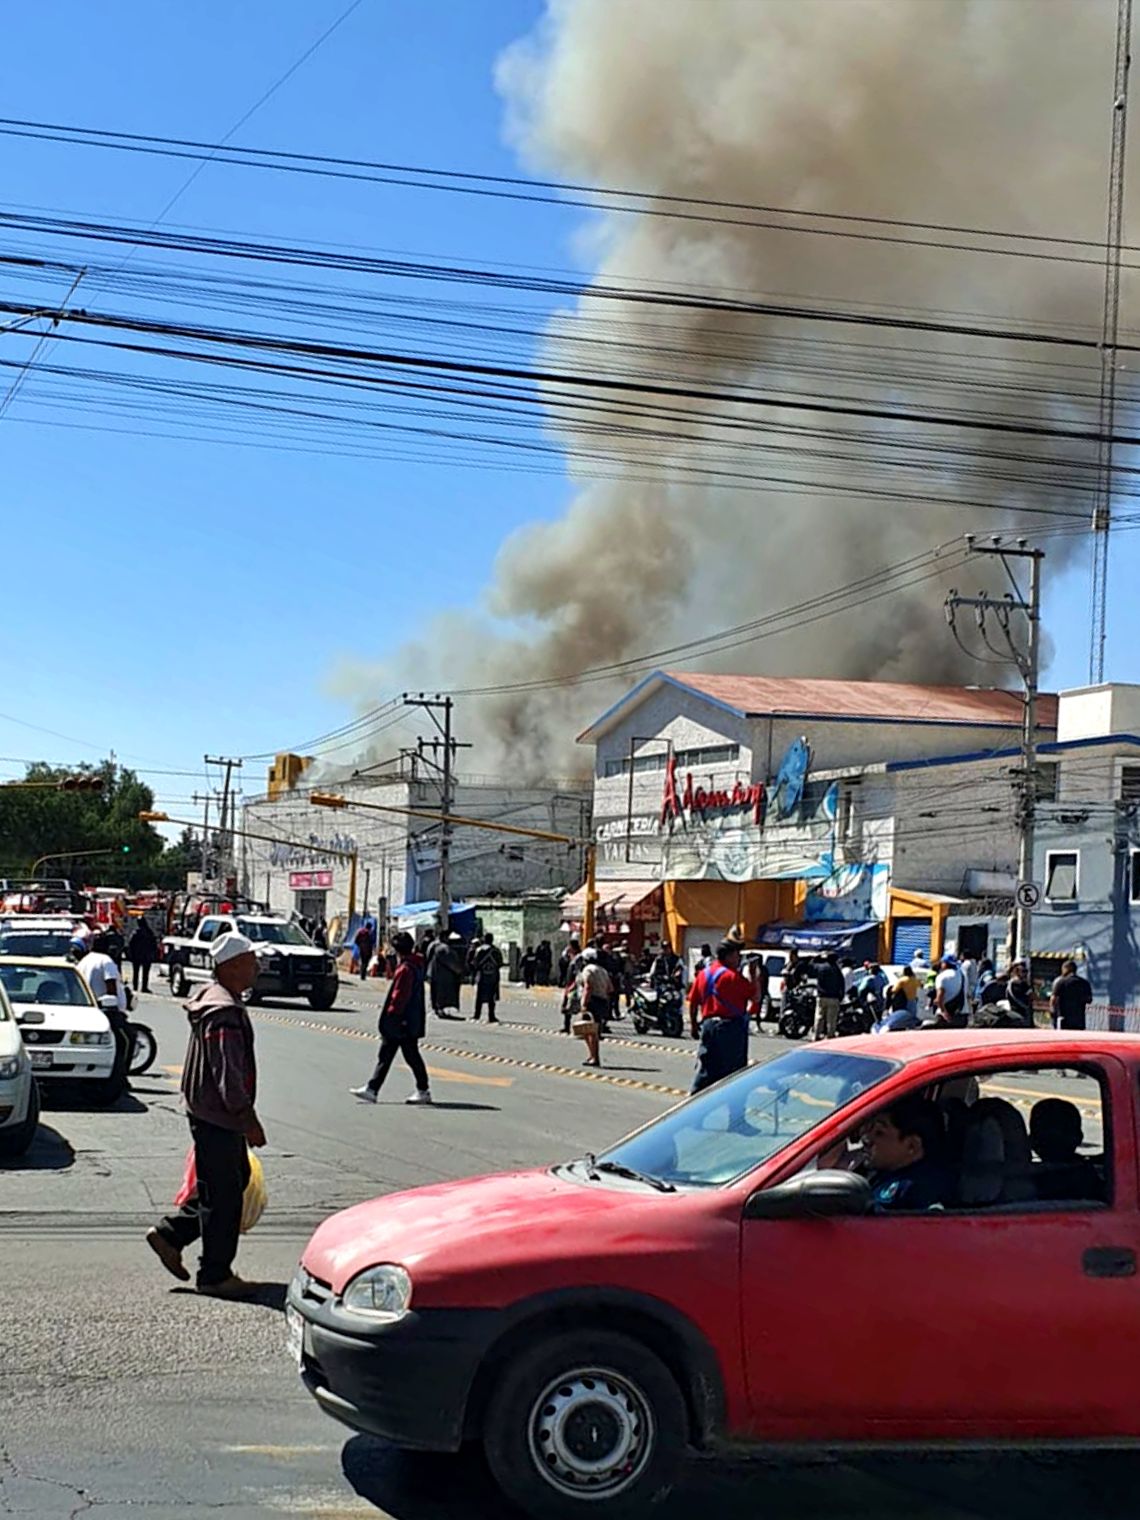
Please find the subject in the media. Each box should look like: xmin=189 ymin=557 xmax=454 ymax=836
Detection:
xmin=354 ymin=0 xmax=1117 ymax=776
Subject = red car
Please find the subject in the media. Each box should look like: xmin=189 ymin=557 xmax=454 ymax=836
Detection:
xmin=288 ymin=1030 xmax=1135 ymax=1518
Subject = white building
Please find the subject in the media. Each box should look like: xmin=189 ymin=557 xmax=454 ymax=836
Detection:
xmin=241 ymin=761 xmax=590 ymax=931
xmin=571 ymin=670 xmax=1058 ymax=963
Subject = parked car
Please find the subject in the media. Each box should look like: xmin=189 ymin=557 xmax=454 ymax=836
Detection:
xmin=0 ymin=914 xmax=84 ymax=960
xmin=0 ymin=975 xmax=37 ymax=1157
xmin=288 ymin=1030 xmax=1134 ymax=1519
xmin=0 ymin=957 xmax=121 ymax=1105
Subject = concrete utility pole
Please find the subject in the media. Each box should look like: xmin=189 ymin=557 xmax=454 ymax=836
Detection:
xmin=403 ymin=694 xmax=471 ymax=932
xmin=205 ymin=755 xmax=243 ymax=882
xmin=946 ymin=537 xmax=1044 ymax=962
xmin=190 ymin=791 xmax=211 ymax=886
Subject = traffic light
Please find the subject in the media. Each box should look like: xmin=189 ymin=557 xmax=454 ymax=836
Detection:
xmin=121 ymin=844 xmax=131 ymax=855
xmin=58 ymin=774 xmax=104 ymax=792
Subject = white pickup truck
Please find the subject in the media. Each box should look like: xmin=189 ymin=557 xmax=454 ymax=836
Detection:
xmin=162 ymin=913 xmax=339 ymax=1011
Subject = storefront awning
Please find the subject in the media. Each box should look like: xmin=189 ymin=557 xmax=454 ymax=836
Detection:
xmin=757 ymin=920 xmax=880 ymax=952
xmin=561 ymin=879 xmax=662 ymax=921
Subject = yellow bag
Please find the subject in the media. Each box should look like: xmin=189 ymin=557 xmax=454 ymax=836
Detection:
xmin=240 ymin=1151 xmax=267 ymax=1233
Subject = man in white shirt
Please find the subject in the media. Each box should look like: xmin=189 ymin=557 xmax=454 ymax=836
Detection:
xmin=933 ymin=956 xmax=967 ymax=1027
xmin=75 ymin=932 xmax=129 ymax=1076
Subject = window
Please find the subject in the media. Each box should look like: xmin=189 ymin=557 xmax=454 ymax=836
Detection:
xmin=1045 ymin=851 xmax=1078 ymax=902
xmin=599 ymin=1048 xmax=896 ymax=1188
xmin=0 ymin=964 xmax=93 ymax=1007
xmin=1121 ymin=765 xmax=1140 ymax=803
xmin=801 ymin=1065 xmax=1109 ymax=1212
xmin=196 ymin=919 xmax=221 ymax=942
xmin=238 ymin=918 xmax=311 ymax=945
xmin=1036 ymin=762 xmax=1058 ymax=803
xmin=603 ymin=743 xmax=741 ymax=778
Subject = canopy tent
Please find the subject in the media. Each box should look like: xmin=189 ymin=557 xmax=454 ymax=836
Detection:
xmin=560 ymin=880 xmax=662 ymax=922
xmin=391 ymin=899 xmax=477 ymax=934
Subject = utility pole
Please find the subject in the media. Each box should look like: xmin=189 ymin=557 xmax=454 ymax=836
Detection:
xmin=946 ymin=537 xmax=1044 ymax=962
xmin=205 ymin=755 xmax=243 ymax=883
xmin=190 ymin=791 xmax=211 ymax=886
xmin=1090 ymin=0 xmax=1133 ymax=683
xmin=403 ymin=694 xmax=471 ymax=932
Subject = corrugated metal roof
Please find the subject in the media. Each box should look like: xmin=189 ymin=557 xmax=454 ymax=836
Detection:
xmin=664 ymin=672 xmax=1058 ymax=728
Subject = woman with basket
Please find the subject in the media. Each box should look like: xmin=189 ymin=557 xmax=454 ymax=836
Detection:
xmin=573 ymin=947 xmax=612 ymax=1068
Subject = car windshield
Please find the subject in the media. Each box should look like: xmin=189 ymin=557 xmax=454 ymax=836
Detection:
xmin=0 ymin=964 xmax=92 ymax=1007
xmin=237 ymin=919 xmax=312 ymax=946
xmin=599 ymin=1048 xmax=897 ymax=1188
xmin=0 ymin=931 xmax=75 ymax=958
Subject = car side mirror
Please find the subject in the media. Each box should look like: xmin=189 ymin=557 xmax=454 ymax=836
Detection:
xmin=744 ymin=1169 xmax=871 ymax=1221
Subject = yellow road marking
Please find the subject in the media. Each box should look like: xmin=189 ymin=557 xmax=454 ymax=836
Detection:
xmin=424 ymin=1063 xmax=512 ymax=1088
xmin=160 ymin=1063 xmax=183 ymax=1077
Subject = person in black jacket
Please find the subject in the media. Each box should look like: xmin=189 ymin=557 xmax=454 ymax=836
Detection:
xmin=811 ymin=953 xmax=845 ymax=1040
xmin=472 ymin=933 xmax=503 ymax=1023
xmin=127 ymin=917 xmax=159 ymax=993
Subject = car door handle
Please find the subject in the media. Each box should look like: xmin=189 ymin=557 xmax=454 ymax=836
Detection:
xmin=1083 ymin=1246 xmax=1137 ymax=1279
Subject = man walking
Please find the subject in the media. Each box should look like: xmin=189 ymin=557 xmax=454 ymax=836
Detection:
xmin=688 ymin=939 xmax=754 ymax=1094
xmin=1051 ymin=959 xmax=1093 ymax=1030
xmin=350 ymin=932 xmax=432 ymax=1104
xmin=472 ymin=933 xmax=503 ymax=1023
xmin=811 ymin=953 xmax=845 ymax=1040
xmin=145 ymin=933 xmax=265 ymax=1298
xmin=354 ymin=918 xmax=375 ymax=982
xmin=128 ymin=916 xmax=159 ymax=994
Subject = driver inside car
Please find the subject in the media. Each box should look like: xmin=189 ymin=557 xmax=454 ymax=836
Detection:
xmin=863 ymin=1097 xmax=951 ymax=1211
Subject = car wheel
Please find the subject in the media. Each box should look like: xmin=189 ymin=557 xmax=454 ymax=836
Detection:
xmin=170 ymin=964 xmax=189 ymax=999
xmin=0 ymin=1079 xmax=40 ymax=1158
xmin=307 ymin=985 xmax=337 ymax=1011
xmin=484 ymin=1329 xmax=686 ymax=1520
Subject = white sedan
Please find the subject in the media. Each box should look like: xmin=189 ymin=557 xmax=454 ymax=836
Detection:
xmin=0 ymin=976 xmax=38 ymax=1156
xmin=0 ymin=957 xmax=122 ymax=1105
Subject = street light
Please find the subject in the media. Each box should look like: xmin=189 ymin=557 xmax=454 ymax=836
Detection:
xmin=138 ymin=811 xmax=358 ymax=917
xmin=309 ymin=792 xmax=598 ymax=941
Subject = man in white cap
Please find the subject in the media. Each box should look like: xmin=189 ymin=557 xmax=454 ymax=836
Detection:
xmin=145 ymin=932 xmax=266 ymax=1297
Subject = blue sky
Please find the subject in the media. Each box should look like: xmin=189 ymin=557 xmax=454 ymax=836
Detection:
xmin=0 ymin=0 xmax=1132 ymax=817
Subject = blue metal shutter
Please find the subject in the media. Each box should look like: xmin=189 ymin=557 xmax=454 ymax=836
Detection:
xmin=891 ymin=920 xmax=932 ymax=966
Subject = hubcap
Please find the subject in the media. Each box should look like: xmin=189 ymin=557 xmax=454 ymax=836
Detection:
xmin=527 ymin=1365 xmax=654 ymax=1499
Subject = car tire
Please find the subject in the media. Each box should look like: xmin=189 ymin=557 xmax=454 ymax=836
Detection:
xmin=170 ymin=963 xmax=189 ymax=999
xmin=307 ymin=984 xmax=337 ymax=1011
xmin=483 ymin=1329 xmax=686 ymax=1520
xmin=0 ymin=1079 xmax=40 ymax=1158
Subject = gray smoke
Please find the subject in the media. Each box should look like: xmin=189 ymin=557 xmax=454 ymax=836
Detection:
xmin=349 ymin=0 xmax=1117 ymax=775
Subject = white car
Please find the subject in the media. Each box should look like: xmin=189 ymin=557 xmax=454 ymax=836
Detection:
xmin=0 ymin=976 xmax=37 ymax=1156
xmin=0 ymin=914 xmax=83 ymax=960
xmin=0 ymin=957 xmax=122 ymax=1106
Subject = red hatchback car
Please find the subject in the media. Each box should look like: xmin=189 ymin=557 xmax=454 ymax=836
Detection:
xmin=289 ymin=1031 xmax=1137 ymax=1518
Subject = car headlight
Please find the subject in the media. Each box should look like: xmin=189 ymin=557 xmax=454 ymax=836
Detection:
xmin=69 ymin=1031 xmax=113 ymax=1045
xmin=0 ymin=1055 xmax=22 ymax=1079
xmin=341 ymin=1264 xmax=412 ymax=1321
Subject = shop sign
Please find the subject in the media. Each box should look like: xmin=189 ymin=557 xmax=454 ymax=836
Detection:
xmin=289 ymin=870 xmax=333 ymax=890
xmin=660 ymin=754 xmax=765 ymax=828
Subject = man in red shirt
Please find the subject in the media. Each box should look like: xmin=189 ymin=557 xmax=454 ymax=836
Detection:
xmin=687 ymin=939 xmax=755 ymax=1094
xmin=349 ymin=932 xmax=432 ymax=1105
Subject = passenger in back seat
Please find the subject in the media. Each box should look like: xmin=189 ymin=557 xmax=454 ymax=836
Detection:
xmin=1029 ymin=1099 xmax=1103 ymax=1203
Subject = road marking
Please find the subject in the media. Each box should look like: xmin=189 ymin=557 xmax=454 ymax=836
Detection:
xmin=221 ymin=1444 xmax=338 ymax=1457
xmin=424 ymin=1063 xmax=512 ymax=1088
xmin=160 ymin=1063 xmax=183 ymax=1078
xmin=249 ymin=1010 xmax=688 ymax=1098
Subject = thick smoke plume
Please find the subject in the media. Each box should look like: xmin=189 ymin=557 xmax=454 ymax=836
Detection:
xmin=354 ymin=0 xmax=1117 ymax=775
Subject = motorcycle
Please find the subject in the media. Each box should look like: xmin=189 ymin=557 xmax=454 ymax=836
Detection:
xmin=127 ymin=1020 xmax=158 ymax=1075
xmin=630 ymin=979 xmax=684 ymax=1038
xmin=778 ymin=983 xmax=815 ymax=1041
xmin=836 ymin=992 xmax=878 ymax=1038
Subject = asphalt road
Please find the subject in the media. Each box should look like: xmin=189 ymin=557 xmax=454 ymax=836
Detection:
xmin=0 ymin=979 xmax=1132 ymax=1519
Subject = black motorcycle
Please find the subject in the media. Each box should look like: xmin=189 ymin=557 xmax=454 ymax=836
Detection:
xmin=836 ymin=992 xmax=877 ymax=1038
xmin=630 ymin=979 xmax=684 ymax=1038
xmin=778 ymin=983 xmax=815 ymax=1041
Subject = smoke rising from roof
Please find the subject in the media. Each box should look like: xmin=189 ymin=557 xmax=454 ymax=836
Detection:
xmin=358 ymin=0 xmax=1115 ymax=775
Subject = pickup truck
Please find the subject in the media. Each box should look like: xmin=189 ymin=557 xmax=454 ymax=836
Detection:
xmin=162 ymin=913 xmax=339 ymax=1010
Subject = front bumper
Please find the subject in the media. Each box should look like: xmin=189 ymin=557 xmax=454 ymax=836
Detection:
xmin=22 ymin=1045 xmax=115 ymax=1080
xmin=287 ymin=1270 xmax=499 ymax=1450
xmin=255 ymin=966 xmax=338 ymax=1000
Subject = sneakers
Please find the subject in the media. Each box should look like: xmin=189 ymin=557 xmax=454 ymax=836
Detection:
xmin=405 ymin=1089 xmax=433 ymax=1105
xmin=349 ymin=1085 xmax=377 ymax=1103
xmin=197 ymin=1275 xmax=262 ymax=1300
xmin=145 ymin=1227 xmax=190 ymax=1282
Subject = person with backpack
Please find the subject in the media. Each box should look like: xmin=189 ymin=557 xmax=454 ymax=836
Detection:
xmin=687 ymin=939 xmax=755 ymax=1094
xmin=349 ymin=932 xmax=432 ymax=1105
xmin=932 ymin=954 xmax=968 ymax=1028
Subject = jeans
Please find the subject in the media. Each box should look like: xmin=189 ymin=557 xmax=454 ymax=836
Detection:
xmin=690 ymin=1016 xmax=749 ymax=1094
xmin=367 ymin=1035 xmax=429 ymax=1094
xmin=157 ymin=1118 xmax=250 ymax=1287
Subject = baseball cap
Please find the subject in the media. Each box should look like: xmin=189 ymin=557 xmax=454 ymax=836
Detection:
xmin=211 ymin=932 xmax=256 ymax=966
